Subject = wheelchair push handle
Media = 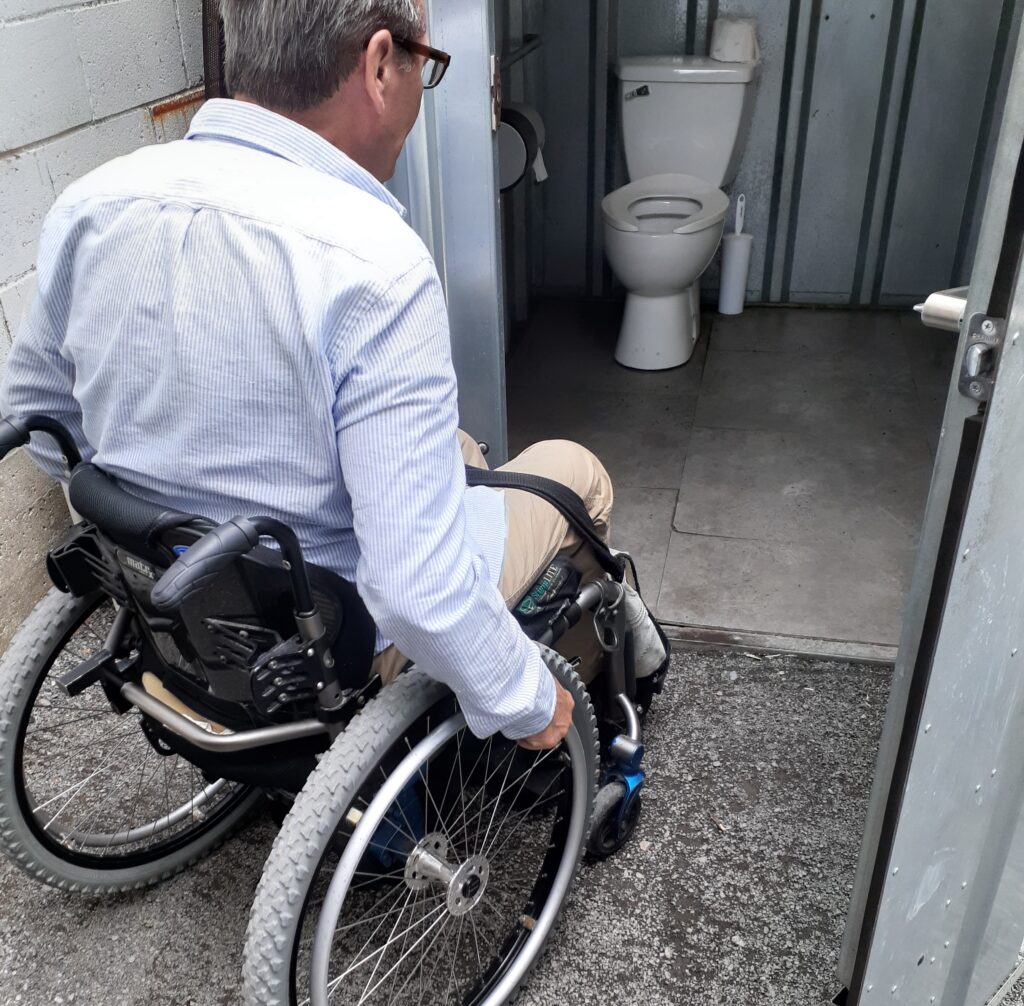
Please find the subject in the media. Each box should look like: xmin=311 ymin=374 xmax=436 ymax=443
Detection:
xmin=0 ymin=414 xmax=81 ymax=469
xmin=150 ymin=514 xmax=318 ymax=616
xmin=0 ymin=417 xmax=28 ymax=460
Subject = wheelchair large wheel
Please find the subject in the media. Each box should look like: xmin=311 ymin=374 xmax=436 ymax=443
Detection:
xmin=0 ymin=587 xmax=261 ymax=893
xmin=244 ymin=648 xmax=598 ymax=1006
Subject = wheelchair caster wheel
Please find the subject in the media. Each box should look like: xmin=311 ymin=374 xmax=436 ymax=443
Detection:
xmin=587 ymin=780 xmax=642 ymax=860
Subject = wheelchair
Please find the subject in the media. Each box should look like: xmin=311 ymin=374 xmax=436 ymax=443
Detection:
xmin=0 ymin=414 xmax=669 ymax=1006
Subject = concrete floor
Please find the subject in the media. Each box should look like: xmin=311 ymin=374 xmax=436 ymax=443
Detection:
xmin=0 ymin=649 xmax=890 ymax=1005
xmin=506 ymin=301 xmax=957 ymax=658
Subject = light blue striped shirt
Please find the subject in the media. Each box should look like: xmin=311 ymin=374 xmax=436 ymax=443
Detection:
xmin=0 ymin=98 xmax=555 ymax=739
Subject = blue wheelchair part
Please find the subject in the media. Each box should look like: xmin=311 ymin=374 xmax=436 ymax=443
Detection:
xmin=612 ymin=767 xmax=645 ymax=837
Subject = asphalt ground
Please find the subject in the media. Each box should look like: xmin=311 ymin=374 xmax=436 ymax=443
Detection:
xmin=0 ymin=649 xmax=890 ymax=1005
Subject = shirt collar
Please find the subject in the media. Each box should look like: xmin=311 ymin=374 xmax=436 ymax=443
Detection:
xmin=186 ymin=98 xmax=406 ymax=217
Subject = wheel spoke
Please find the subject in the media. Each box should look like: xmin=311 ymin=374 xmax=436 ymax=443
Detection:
xmin=442 ymin=743 xmax=518 ymax=856
xmin=483 ymin=767 xmax=565 ymax=861
xmin=354 ymin=886 xmax=416 ymax=1005
xmin=446 ymin=747 xmax=558 ymax=857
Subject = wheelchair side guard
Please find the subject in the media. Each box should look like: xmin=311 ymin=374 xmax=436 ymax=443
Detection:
xmin=150 ymin=514 xmax=365 ymax=725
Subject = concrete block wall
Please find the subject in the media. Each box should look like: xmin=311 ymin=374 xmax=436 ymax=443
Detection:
xmin=0 ymin=0 xmax=205 ymax=647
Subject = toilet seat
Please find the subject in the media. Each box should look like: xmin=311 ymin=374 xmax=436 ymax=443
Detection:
xmin=602 ymin=173 xmax=729 ymax=235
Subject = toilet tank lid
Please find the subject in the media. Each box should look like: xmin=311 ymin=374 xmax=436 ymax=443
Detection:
xmin=617 ymin=55 xmax=756 ymax=84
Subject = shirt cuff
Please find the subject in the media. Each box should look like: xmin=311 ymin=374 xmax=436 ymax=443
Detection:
xmin=496 ymin=644 xmax=558 ymax=740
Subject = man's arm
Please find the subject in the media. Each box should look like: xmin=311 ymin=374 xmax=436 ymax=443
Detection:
xmin=328 ymin=258 xmax=556 ymax=740
xmin=0 ymin=281 xmax=85 ymax=480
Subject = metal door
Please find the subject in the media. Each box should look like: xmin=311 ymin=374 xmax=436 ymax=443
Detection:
xmin=837 ymin=26 xmax=1024 ymax=1006
xmin=395 ymin=0 xmax=508 ymax=461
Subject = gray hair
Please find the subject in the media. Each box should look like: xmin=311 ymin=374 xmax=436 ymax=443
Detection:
xmin=220 ymin=0 xmax=425 ymax=111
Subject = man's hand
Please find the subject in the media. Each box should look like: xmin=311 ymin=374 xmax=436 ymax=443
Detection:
xmin=517 ymin=678 xmax=574 ymax=750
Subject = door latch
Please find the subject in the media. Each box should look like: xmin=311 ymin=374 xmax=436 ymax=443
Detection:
xmin=914 ymin=286 xmax=968 ymax=332
xmin=958 ymin=313 xmax=1004 ymax=402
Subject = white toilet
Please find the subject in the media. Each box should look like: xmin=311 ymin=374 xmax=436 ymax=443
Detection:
xmin=603 ymin=23 xmax=760 ymax=370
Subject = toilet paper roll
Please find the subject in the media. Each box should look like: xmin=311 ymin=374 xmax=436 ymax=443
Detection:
xmin=498 ymin=120 xmax=532 ymax=191
xmin=504 ymin=101 xmax=545 ymax=148
xmin=718 ymin=232 xmax=754 ymax=315
xmin=499 ymin=102 xmax=547 ymax=190
xmin=710 ymin=17 xmax=760 ymax=63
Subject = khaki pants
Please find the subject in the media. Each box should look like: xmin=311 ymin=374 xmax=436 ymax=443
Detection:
xmin=373 ymin=432 xmax=614 ymax=685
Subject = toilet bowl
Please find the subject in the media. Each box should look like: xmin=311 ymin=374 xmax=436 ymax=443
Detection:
xmin=604 ymin=26 xmax=760 ymax=370
xmin=602 ymin=173 xmax=728 ymax=369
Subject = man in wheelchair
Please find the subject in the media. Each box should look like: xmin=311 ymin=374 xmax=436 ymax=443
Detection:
xmin=0 ymin=1 xmax=670 ymax=1003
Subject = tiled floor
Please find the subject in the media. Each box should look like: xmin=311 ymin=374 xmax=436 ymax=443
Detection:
xmin=506 ymin=300 xmax=958 ymax=652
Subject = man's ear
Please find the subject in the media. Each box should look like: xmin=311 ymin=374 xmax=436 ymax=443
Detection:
xmin=363 ymin=28 xmax=394 ymax=114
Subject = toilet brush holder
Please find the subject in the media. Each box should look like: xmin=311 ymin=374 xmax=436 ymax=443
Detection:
xmin=718 ymin=232 xmax=753 ymax=315
xmin=718 ymin=192 xmax=752 ymax=315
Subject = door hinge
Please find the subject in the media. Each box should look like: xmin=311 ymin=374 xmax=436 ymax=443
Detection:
xmin=958 ymin=312 xmax=1005 ymax=403
xmin=490 ymin=53 xmax=501 ymax=132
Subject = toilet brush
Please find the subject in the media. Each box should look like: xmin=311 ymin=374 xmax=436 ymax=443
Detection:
xmin=718 ymin=193 xmax=754 ymax=315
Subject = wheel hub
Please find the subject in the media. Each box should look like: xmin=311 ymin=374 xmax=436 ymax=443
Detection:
xmin=447 ymin=856 xmax=489 ymax=916
xmin=404 ymin=832 xmax=490 ymax=917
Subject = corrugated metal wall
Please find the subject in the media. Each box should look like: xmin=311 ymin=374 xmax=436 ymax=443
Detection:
xmin=536 ymin=0 xmax=1022 ymax=306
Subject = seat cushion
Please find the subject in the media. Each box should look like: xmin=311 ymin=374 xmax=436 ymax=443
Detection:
xmin=602 ymin=173 xmax=729 ymax=235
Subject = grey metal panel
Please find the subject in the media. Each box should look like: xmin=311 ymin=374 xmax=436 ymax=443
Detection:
xmin=966 ymin=809 xmax=1024 ymax=1004
xmin=714 ymin=0 xmax=796 ymax=302
xmin=539 ymin=0 xmax=590 ymax=292
xmin=616 ymin=0 xmax=689 ymax=57
xmin=786 ymin=0 xmax=894 ymax=302
xmin=857 ymin=298 xmax=1024 ymax=1002
xmin=951 ymin=0 xmax=1023 ymax=290
xmin=852 ymin=0 xmax=918 ymax=306
xmin=767 ymin=0 xmax=815 ymax=302
xmin=428 ymin=0 xmax=508 ymax=461
xmin=538 ymin=0 xmax=1023 ymax=302
xmin=879 ymin=0 xmax=1006 ymax=303
xmin=838 ymin=24 xmax=1024 ymax=993
xmin=588 ymin=0 xmax=611 ymax=296
xmin=499 ymin=0 xmax=532 ymax=332
xmin=694 ymin=0 xmax=714 ymax=57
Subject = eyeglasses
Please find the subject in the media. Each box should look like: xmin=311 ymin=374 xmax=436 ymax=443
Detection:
xmin=393 ymin=38 xmax=451 ymax=89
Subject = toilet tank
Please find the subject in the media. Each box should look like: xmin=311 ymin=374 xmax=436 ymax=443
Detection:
xmin=618 ymin=56 xmax=758 ymax=187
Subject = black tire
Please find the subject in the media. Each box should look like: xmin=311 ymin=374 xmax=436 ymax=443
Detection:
xmin=243 ymin=646 xmax=598 ymax=1005
xmin=0 ymin=587 xmax=260 ymax=894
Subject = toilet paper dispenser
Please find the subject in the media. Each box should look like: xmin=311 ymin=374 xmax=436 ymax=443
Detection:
xmin=498 ymin=102 xmax=548 ymax=192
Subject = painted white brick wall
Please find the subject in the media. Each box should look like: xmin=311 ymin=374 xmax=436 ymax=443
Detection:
xmin=0 ymin=0 xmax=204 ymax=338
xmin=0 ymin=0 xmax=205 ymax=645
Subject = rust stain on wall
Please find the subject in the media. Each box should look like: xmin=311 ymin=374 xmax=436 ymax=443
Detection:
xmin=150 ymin=88 xmax=206 ymax=142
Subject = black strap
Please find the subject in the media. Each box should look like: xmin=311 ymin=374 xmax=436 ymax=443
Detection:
xmin=465 ymin=466 xmax=624 ymax=579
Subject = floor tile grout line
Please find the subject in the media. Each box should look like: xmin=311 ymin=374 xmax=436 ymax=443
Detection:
xmin=665 ymin=526 xmax=921 ymax=550
xmin=649 ymin=488 xmax=679 ymax=618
